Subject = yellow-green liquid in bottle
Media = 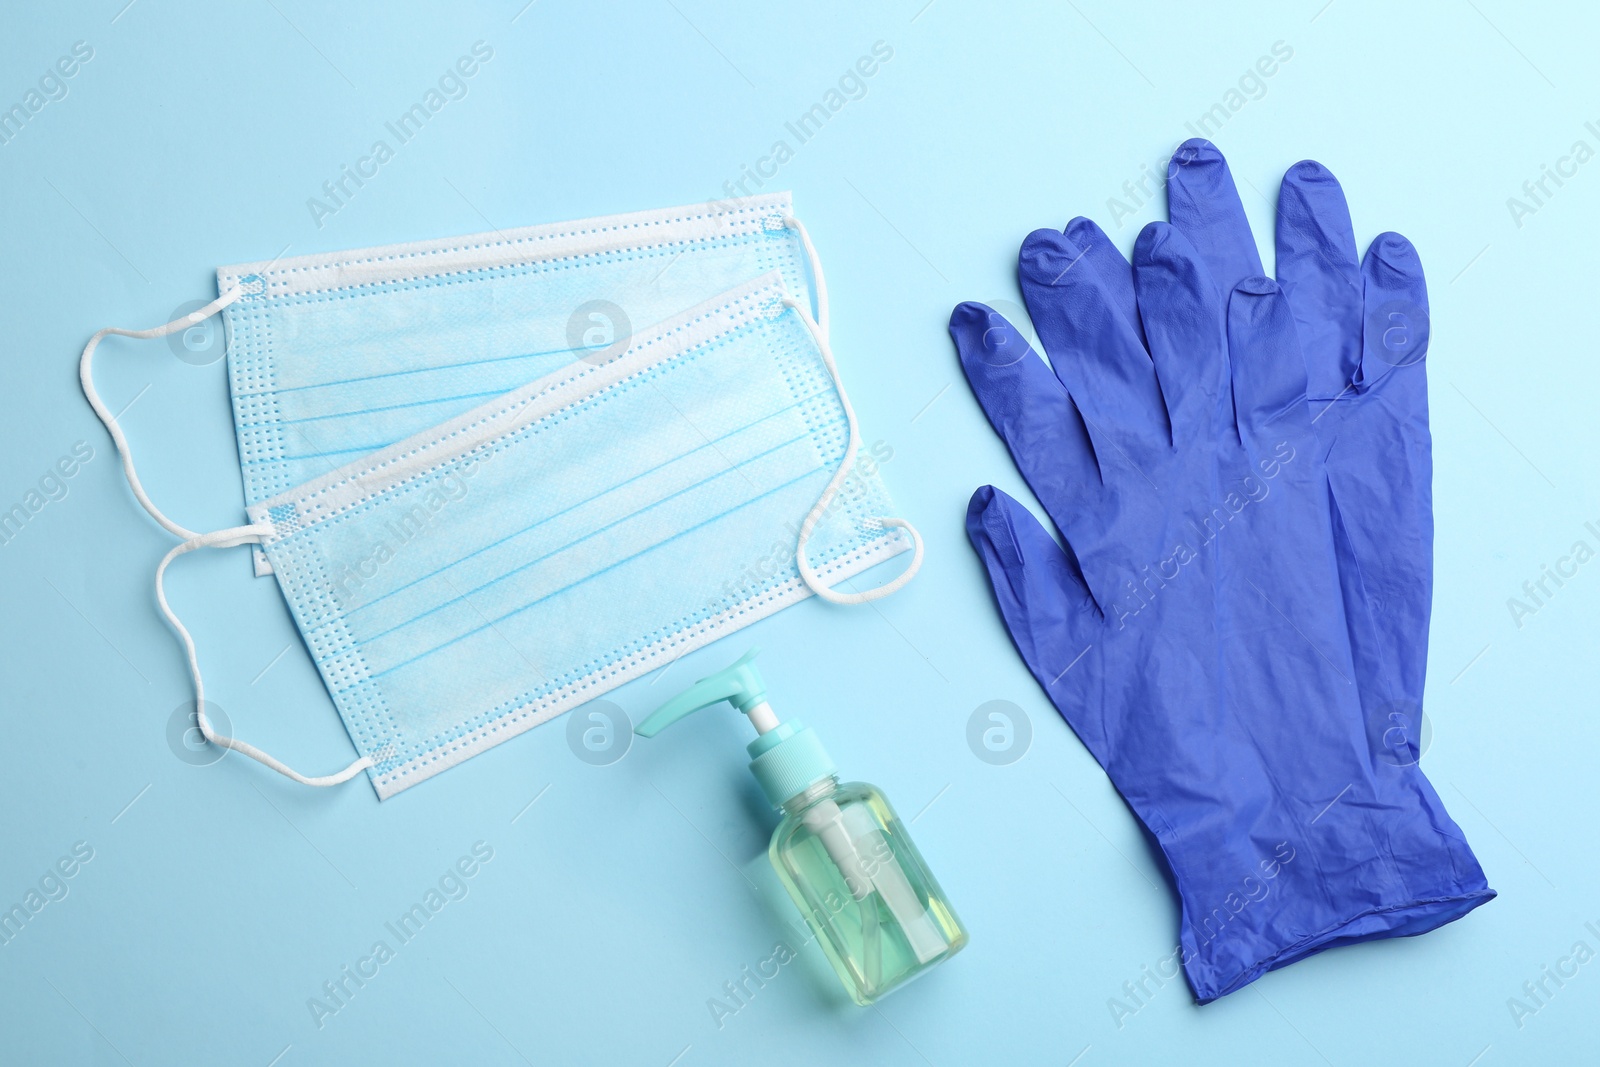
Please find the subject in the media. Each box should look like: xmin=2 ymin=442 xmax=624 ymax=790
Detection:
xmin=769 ymin=776 xmax=967 ymax=1005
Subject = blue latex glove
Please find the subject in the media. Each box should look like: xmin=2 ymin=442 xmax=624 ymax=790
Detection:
xmin=1165 ymin=139 xmax=1434 ymax=762
xmin=1063 ymin=138 xmax=1489 ymax=915
xmin=950 ymin=214 xmax=1493 ymax=1001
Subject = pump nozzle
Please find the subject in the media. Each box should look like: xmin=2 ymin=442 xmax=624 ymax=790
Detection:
xmin=635 ymin=648 xmax=776 ymax=736
xmin=635 ymin=648 xmax=835 ymax=808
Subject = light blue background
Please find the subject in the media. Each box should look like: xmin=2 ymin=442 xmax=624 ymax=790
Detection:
xmin=1 ymin=1 xmax=1595 ymax=1064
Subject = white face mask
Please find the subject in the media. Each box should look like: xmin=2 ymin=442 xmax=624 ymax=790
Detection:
xmin=80 ymin=204 xmax=922 ymax=796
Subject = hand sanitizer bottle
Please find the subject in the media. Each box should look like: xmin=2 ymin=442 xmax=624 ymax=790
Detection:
xmin=635 ymin=649 xmax=967 ymax=1005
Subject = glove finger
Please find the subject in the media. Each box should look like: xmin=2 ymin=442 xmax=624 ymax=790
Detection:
xmin=1131 ymin=222 xmax=1228 ymax=448
xmin=1018 ymin=228 xmax=1171 ymax=472
xmin=1276 ymin=160 xmax=1364 ymax=401
xmin=950 ymin=302 xmax=1103 ymax=533
xmin=1358 ymin=231 xmax=1430 ymax=390
xmin=965 ymin=485 xmax=1108 ymax=761
xmin=1227 ymin=278 xmax=1314 ymax=450
xmin=1065 ymin=217 xmax=1147 ymax=350
xmin=1166 ymin=138 xmax=1265 ymax=292
xmin=1334 ymin=233 xmax=1432 ymax=701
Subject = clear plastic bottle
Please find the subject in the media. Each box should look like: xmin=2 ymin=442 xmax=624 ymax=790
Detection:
xmin=636 ymin=649 xmax=968 ymax=1005
xmin=771 ymin=776 xmax=967 ymax=1004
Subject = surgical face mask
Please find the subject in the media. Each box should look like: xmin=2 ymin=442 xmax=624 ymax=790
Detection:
xmin=82 ymin=269 xmax=921 ymax=797
xmin=219 ymin=193 xmax=819 ymax=563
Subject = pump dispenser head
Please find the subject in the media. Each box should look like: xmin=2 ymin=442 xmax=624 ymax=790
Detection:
xmin=635 ymin=648 xmax=837 ymax=808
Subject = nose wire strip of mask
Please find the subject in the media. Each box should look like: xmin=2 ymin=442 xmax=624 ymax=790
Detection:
xmin=781 ymin=216 xmax=924 ymax=605
xmin=80 ymin=296 xmax=378 ymax=787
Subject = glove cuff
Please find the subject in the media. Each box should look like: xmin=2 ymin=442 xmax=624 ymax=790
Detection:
xmin=1175 ymin=839 xmax=1494 ymax=1003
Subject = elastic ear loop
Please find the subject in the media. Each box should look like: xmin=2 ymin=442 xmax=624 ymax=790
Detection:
xmin=781 ymin=214 xmax=830 ymax=339
xmin=157 ymin=525 xmax=376 ymax=786
xmin=782 ymin=216 xmax=924 ymax=605
xmin=80 ymin=294 xmax=375 ymax=787
xmin=79 ymin=287 xmax=245 ymax=539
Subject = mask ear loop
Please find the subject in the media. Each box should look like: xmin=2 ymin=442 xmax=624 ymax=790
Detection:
xmin=782 ymin=216 xmax=924 ymax=605
xmin=157 ymin=524 xmax=377 ymax=786
xmin=79 ymin=287 xmax=245 ymax=539
xmin=81 ymin=293 xmax=377 ymax=787
xmin=782 ymin=213 xmax=830 ymax=339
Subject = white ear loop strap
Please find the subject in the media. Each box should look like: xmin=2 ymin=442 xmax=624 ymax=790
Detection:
xmin=156 ymin=524 xmax=377 ymax=787
xmin=781 ymin=214 xmax=830 ymax=339
xmin=78 ymin=287 xmax=246 ymax=539
xmin=82 ymin=292 xmax=373 ymax=787
xmin=781 ymin=216 xmax=924 ymax=605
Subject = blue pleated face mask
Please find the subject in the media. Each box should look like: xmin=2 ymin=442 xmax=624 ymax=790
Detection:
xmin=214 ymin=192 xmax=818 ymax=576
xmin=82 ymin=271 xmax=921 ymax=797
